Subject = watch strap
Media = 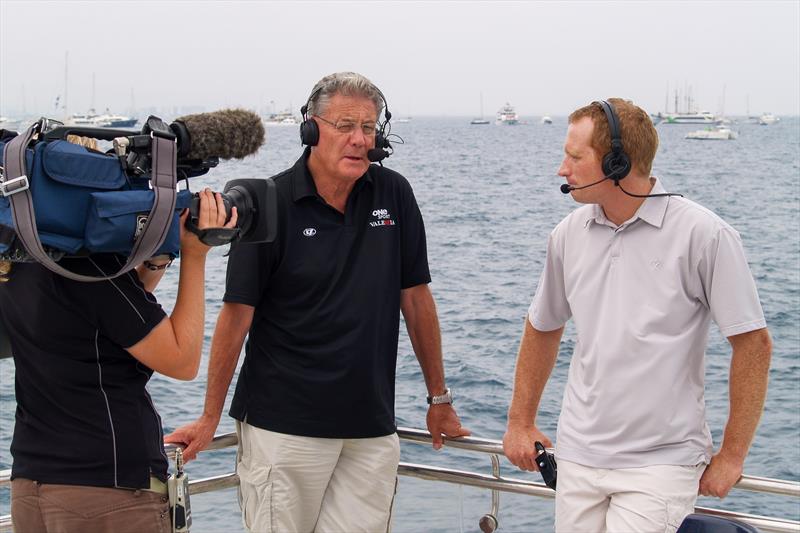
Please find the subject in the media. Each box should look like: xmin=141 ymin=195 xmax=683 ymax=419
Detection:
xmin=426 ymin=387 xmax=453 ymax=405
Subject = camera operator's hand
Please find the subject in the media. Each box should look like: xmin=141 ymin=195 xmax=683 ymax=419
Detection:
xmin=180 ymin=188 xmax=238 ymax=256
xmin=164 ymin=414 xmax=220 ymax=463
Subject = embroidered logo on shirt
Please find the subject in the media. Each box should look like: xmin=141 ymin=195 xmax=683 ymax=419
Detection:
xmin=369 ymin=208 xmax=396 ymax=227
xmin=303 ymin=228 xmax=317 ymax=237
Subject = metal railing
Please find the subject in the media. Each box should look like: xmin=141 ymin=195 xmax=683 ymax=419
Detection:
xmin=1 ymin=427 xmax=798 ymax=532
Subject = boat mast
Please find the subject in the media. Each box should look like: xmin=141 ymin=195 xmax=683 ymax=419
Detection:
xmin=674 ymin=85 xmax=678 ymax=114
xmin=63 ymin=51 xmax=69 ymax=120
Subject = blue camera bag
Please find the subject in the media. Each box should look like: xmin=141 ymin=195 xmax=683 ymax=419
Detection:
xmin=0 ymin=139 xmax=189 ymax=257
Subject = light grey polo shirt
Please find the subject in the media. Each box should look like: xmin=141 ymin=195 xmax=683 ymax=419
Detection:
xmin=529 ymin=178 xmax=766 ymax=468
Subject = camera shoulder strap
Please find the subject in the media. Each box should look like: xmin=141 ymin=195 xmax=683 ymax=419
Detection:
xmin=1 ymin=121 xmax=177 ymax=282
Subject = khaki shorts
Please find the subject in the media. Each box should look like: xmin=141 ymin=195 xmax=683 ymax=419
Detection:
xmin=236 ymin=421 xmax=400 ymax=533
xmin=11 ymin=477 xmax=170 ymax=533
xmin=555 ymin=459 xmax=706 ymax=533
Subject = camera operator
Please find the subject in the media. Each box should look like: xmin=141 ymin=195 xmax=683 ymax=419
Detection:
xmin=0 ymin=189 xmax=236 ymax=533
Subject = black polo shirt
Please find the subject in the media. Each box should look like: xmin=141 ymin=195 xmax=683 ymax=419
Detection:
xmin=0 ymin=255 xmax=168 ymax=488
xmin=225 ymin=149 xmax=431 ymax=438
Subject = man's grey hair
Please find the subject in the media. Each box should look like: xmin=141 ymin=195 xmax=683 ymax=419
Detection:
xmin=306 ymin=72 xmax=384 ymax=118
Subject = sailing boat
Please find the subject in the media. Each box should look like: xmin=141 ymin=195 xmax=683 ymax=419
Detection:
xmin=470 ymin=93 xmax=490 ymax=125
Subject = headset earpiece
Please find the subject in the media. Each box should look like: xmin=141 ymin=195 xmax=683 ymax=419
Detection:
xmin=299 ymin=101 xmax=320 ymax=147
xmin=299 ymin=117 xmax=320 ymax=146
xmin=596 ymin=100 xmax=632 ymax=183
xmin=602 ymin=150 xmax=632 ymax=182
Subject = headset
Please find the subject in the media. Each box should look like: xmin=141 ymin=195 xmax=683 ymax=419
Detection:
xmin=560 ymin=100 xmax=681 ymax=198
xmin=595 ymin=100 xmax=632 ymax=184
xmin=299 ymin=84 xmax=393 ymax=162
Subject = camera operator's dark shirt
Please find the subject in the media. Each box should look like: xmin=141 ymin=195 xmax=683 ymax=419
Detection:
xmin=225 ymin=149 xmax=431 ymax=438
xmin=0 ymin=255 xmax=168 ymax=488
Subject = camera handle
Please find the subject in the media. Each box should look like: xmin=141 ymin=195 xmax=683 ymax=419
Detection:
xmin=184 ymin=216 xmax=240 ymax=247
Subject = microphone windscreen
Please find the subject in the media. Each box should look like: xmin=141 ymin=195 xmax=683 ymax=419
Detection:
xmin=560 ymin=183 xmax=572 ymax=194
xmin=173 ymin=109 xmax=265 ymax=160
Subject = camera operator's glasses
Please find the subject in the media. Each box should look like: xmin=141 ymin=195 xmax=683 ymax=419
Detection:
xmin=314 ymin=115 xmax=378 ymax=136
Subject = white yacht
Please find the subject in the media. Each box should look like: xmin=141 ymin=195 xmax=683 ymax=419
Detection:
xmin=65 ymin=111 xmax=102 ymax=126
xmin=759 ymin=113 xmax=779 ymax=125
xmin=264 ymin=110 xmax=299 ymax=125
xmin=541 ymin=115 xmax=552 ymax=124
xmin=662 ymin=111 xmax=716 ymax=124
xmin=496 ymin=103 xmax=519 ymax=125
xmin=685 ymin=125 xmax=738 ymax=140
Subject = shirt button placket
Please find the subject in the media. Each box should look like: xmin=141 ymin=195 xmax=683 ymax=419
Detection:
xmin=610 ymin=231 xmax=622 ymax=266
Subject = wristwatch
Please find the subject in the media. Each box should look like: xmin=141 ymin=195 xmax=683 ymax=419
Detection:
xmin=426 ymin=387 xmax=453 ymax=405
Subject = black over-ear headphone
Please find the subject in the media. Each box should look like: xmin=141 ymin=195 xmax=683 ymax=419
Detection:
xmin=595 ymin=100 xmax=632 ymax=184
xmin=299 ymin=85 xmax=393 ymax=162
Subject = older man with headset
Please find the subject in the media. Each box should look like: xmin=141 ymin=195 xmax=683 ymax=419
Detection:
xmin=503 ymin=98 xmax=771 ymax=532
xmin=167 ymin=72 xmax=470 ymax=533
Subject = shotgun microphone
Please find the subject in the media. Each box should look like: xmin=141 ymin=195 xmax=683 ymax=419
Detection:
xmin=171 ymin=108 xmax=265 ymax=161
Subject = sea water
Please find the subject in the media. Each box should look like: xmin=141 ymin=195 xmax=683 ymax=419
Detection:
xmin=1 ymin=117 xmax=798 ymax=531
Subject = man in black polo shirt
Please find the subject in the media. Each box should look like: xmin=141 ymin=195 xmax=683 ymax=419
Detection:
xmin=166 ymin=72 xmax=469 ymax=532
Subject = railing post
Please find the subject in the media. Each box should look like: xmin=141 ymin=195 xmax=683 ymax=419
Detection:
xmin=478 ymin=454 xmax=502 ymax=533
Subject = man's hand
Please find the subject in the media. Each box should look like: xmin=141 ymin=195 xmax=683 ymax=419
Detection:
xmin=426 ymin=404 xmax=471 ymax=450
xmin=699 ymin=451 xmax=743 ymax=498
xmin=164 ymin=414 xmax=220 ymax=462
xmin=503 ymin=423 xmax=552 ymax=472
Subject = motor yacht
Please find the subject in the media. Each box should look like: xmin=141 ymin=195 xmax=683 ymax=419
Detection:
xmin=496 ymin=103 xmax=519 ymax=125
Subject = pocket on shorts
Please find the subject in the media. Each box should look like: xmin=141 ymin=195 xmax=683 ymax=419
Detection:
xmin=664 ymin=464 xmax=704 ymax=532
xmin=237 ymin=456 xmax=273 ymax=532
xmin=665 ymin=498 xmax=696 ymax=533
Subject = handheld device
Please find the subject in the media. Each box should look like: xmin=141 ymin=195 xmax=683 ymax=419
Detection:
xmin=168 ymin=448 xmax=192 ymax=533
xmin=535 ymin=441 xmax=557 ymax=490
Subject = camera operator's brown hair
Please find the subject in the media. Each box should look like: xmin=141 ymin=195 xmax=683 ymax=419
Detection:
xmin=569 ymin=98 xmax=658 ymax=177
xmin=0 ymin=261 xmax=10 ymax=283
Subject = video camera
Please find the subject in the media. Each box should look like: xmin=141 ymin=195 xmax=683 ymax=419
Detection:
xmin=0 ymin=109 xmax=276 ymax=270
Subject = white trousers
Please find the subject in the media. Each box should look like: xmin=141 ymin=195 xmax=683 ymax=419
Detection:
xmin=555 ymin=459 xmax=705 ymax=533
xmin=236 ymin=421 xmax=400 ymax=533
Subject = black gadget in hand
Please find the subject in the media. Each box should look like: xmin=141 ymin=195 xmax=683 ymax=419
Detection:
xmin=535 ymin=441 xmax=557 ymax=490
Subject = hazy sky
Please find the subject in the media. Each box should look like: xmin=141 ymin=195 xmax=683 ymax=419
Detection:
xmin=1 ymin=1 xmax=798 ymax=117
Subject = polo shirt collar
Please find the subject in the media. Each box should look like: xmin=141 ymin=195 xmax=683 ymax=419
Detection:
xmin=291 ymin=147 xmax=373 ymax=202
xmin=587 ymin=177 xmax=670 ymax=229
xmin=635 ymin=177 xmax=669 ymax=228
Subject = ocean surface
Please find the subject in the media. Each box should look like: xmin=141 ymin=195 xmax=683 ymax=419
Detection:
xmin=1 ymin=116 xmax=799 ymax=532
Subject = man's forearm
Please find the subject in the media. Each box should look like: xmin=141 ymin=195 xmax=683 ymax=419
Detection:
xmin=720 ymin=328 xmax=772 ymax=461
xmin=507 ymin=319 xmax=562 ymax=428
xmin=401 ymin=285 xmax=445 ymax=394
xmin=201 ymin=304 xmax=253 ymax=422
